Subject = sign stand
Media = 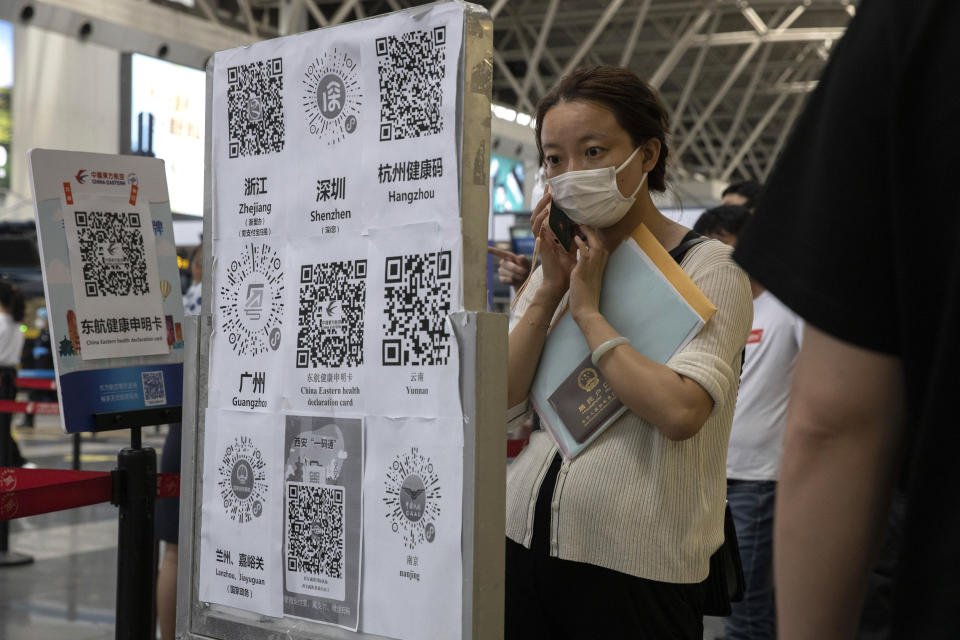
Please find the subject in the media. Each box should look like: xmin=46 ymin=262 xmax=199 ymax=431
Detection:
xmin=176 ymin=4 xmax=503 ymax=639
xmin=27 ymin=142 xmax=188 ymax=637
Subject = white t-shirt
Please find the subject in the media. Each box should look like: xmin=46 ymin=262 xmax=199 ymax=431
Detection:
xmin=0 ymin=312 xmax=24 ymax=367
xmin=726 ymin=290 xmax=803 ymax=480
xmin=183 ymin=281 xmax=202 ymax=316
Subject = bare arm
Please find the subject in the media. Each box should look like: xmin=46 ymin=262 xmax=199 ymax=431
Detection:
xmin=776 ymin=324 xmax=905 ymax=639
xmin=506 ymin=288 xmax=563 ymax=408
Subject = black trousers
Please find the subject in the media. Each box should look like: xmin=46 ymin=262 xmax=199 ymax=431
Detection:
xmin=0 ymin=368 xmax=24 ymax=467
xmin=505 ymin=537 xmax=705 ymax=640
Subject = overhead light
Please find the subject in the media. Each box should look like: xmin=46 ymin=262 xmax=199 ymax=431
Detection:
xmin=490 ymin=103 xmax=535 ymax=127
xmin=492 ymin=105 xmax=517 ymax=122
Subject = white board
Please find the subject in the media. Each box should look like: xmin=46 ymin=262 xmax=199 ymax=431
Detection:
xmin=199 ymin=4 xmax=472 ymax=638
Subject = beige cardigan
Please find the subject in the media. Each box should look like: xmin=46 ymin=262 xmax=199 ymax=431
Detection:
xmin=506 ymin=239 xmax=753 ymax=583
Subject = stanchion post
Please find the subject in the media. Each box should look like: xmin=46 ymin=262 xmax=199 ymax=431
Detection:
xmin=112 ymin=426 xmax=156 ymax=640
xmin=72 ymin=433 xmax=81 ymax=471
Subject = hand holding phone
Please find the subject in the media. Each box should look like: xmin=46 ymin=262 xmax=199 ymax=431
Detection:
xmin=549 ymin=202 xmax=576 ymax=252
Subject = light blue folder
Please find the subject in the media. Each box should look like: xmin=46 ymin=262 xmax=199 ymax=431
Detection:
xmin=530 ymin=232 xmax=713 ymax=458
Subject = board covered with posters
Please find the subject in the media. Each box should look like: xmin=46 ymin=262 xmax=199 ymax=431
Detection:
xmin=28 ymin=149 xmax=185 ymax=433
xmin=180 ymin=3 xmax=502 ymax=640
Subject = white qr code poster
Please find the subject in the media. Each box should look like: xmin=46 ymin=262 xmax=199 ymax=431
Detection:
xmin=284 ymin=234 xmax=368 ymax=415
xmin=208 ymin=237 xmax=287 ymax=413
xmin=359 ymin=5 xmax=463 ymax=229
xmin=199 ymin=409 xmax=284 ymax=617
xmin=62 ymin=195 xmax=168 ymax=360
xmin=283 ymin=37 xmax=366 ymax=241
xmin=283 ymin=414 xmax=363 ymax=630
xmin=205 ymin=3 xmax=469 ymax=635
xmin=360 ymin=415 xmax=463 ymax=640
xmin=366 ymin=220 xmax=464 ymax=421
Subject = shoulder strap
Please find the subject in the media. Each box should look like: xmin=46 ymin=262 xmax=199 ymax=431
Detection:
xmin=668 ymin=230 xmax=708 ymax=265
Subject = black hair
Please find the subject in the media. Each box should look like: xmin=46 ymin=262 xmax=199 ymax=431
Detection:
xmin=535 ymin=65 xmax=670 ymax=192
xmin=693 ymin=205 xmax=752 ymax=238
xmin=721 ymin=180 xmax=763 ymax=210
xmin=0 ymin=282 xmax=25 ymax=323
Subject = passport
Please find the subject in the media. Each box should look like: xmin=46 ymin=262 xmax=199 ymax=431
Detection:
xmin=548 ymin=355 xmax=622 ymax=444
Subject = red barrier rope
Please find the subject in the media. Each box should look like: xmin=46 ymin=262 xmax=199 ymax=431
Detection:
xmin=16 ymin=378 xmax=57 ymax=391
xmin=0 ymin=400 xmax=59 ymax=415
xmin=0 ymin=467 xmax=179 ymax=521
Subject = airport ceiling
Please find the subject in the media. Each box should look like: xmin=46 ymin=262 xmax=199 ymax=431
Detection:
xmin=54 ymin=0 xmax=860 ymax=182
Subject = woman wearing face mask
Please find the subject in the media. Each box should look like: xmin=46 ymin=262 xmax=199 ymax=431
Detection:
xmin=505 ymin=66 xmax=752 ymax=639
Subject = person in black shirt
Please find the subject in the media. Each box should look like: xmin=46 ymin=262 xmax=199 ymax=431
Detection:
xmin=732 ymin=1 xmax=960 ymax=637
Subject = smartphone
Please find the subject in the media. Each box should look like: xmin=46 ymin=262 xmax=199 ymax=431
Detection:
xmin=549 ymin=202 xmax=576 ymax=252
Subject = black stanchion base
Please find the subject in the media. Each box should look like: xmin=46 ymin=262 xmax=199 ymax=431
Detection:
xmin=0 ymin=550 xmax=35 ymax=567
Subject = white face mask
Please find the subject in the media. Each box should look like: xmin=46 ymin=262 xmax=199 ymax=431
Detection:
xmin=546 ymin=147 xmax=647 ymax=228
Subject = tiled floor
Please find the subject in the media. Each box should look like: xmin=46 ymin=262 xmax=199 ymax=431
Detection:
xmin=1 ymin=418 xmax=727 ymax=640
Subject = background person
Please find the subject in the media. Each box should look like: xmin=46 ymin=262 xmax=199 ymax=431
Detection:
xmin=720 ymin=180 xmax=763 ymax=211
xmin=489 ymin=245 xmax=531 ymax=290
xmin=695 ymin=204 xmax=802 ymax=640
xmin=693 ymin=204 xmax=751 ymax=249
xmin=0 ymin=282 xmax=27 ymax=468
xmin=18 ymin=307 xmax=55 ymax=429
xmin=182 ymin=246 xmax=202 ymax=316
xmin=732 ymin=0 xmax=960 ymax=637
xmin=505 ymin=65 xmax=752 ymax=638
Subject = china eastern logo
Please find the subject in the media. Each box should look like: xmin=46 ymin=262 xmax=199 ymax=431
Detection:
xmin=302 ymin=47 xmax=363 ymax=145
xmin=74 ymin=169 xmax=129 ymax=186
xmin=102 ymin=241 xmax=126 ymax=267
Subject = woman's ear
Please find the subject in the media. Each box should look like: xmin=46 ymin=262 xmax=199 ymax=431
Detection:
xmin=641 ymin=138 xmax=661 ymax=174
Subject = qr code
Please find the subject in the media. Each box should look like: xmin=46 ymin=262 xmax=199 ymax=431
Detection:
xmin=376 ymin=26 xmax=446 ymax=141
xmin=296 ymin=260 xmax=367 ymax=369
xmin=382 ymin=251 xmax=452 ymax=366
xmin=141 ymin=371 xmax=166 ymax=406
xmin=227 ymin=57 xmax=285 ymax=158
xmin=74 ymin=210 xmax=149 ymax=298
xmin=286 ymin=483 xmax=345 ymax=579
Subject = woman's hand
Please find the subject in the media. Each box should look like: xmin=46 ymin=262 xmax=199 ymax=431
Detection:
xmin=569 ymin=225 xmax=610 ymax=324
xmin=532 ymin=188 xmax=577 ymax=300
xmin=530 ymin=187 xmax=551 ymax=238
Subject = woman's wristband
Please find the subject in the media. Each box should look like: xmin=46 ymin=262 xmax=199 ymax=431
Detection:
xmin=591 ymin=336 xmax=631 ymax=367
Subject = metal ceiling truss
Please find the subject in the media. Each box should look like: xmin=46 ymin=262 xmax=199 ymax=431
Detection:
xmin=6 ymin=0 xmax=855 ymax=182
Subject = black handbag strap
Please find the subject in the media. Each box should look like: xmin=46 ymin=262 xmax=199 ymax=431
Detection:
xmin=668 ymin=231 xmax=708 ymax=265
